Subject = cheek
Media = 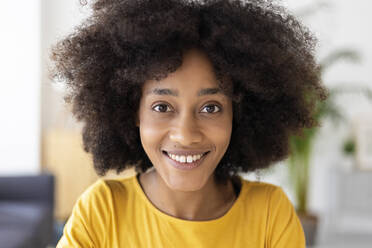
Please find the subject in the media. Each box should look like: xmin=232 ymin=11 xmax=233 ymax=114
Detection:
xmin=138 ymin=115 xmax=167 ymax=153
xmin=204 ymin=115 xmax=233 ymax=146
xmin=214 ymin=124 xmax=232 ymax=153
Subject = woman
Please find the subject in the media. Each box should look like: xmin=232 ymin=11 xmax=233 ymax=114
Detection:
xmin=52 ymin=0 xmax=327 ymax=247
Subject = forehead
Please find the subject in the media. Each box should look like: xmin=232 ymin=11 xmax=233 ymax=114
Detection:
xmin=142 ymin=48 xmax=222 ymax=94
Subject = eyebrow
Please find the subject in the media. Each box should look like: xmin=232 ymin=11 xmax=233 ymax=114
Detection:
xmin=146 ymin=87 xmax=222 ymax=97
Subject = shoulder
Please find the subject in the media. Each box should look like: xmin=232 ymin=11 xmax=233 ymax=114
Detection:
xmin=70 ymin=176 xmax=136 ymax=223
xmin=79 ymin=175 xmax=135 ymax=202
xmin=73 ymin=178 xmax=115 ymax=212
xmin=71 ymin=178 xmax=115 ymax=224
xmin=246 ymin=181 xmax=294 ymax=214
xmin=57 ymin=176 xmax=136 ymax=247
xmin=239 ymin=179 xmax=305 ymax=247
xmin=56 ymin=179 xmax=113 ymax=247
xmin=239 ymin=178 xmax=297 ymax=220
xmin=79 ymin=178 xmax=111 ymax=201
xmin=240 ymin=178 xmax=288 ymax=205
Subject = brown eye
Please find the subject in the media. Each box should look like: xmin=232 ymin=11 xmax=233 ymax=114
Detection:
xmin=152 ymin=104 xmax=171 ymax=113
xmin=201 ymin=104 xmax=221 ymax=114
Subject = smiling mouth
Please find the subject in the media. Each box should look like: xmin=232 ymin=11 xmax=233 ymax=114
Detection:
xmin=161 ymin=151 xmax=210 ymax=170
xmin=162 ymin=151 xmax=210 ymax=163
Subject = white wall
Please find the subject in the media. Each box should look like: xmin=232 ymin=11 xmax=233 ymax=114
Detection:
xmin=41 ymin=0 xmax=91 ymax=132
xmin=0 ymin=1 xmax=41 ymax=175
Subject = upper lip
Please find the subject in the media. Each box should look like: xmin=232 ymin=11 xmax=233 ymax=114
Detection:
xmin=163 ymin=149 xmax=210 ymax=156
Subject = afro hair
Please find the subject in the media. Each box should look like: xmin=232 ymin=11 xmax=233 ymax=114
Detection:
xmin=50 ymin=0 xmax=328 ymax=184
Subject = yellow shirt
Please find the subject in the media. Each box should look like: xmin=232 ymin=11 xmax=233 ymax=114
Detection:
xmin=57 ymin=174 xmax=305 ymax=247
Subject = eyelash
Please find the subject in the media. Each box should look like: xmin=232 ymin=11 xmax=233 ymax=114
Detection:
xmin=152 ymin=103 xmax=221 ymax=114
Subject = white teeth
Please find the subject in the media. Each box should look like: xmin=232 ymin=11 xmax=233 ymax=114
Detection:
xmin=166 ymin=152 xmax=206 ymax=163
xmin=180 ymin=156 xmax=186 ymax=163
xmin=186 ymin=155 xmax=193 ymax=163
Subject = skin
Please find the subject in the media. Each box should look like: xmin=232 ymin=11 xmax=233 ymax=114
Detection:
xmin=136 ymin=48 xmax=237 ymax=221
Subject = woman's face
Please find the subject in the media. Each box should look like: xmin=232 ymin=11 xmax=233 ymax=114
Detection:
xmin=137 ymin=48 xmax=233 ymax=192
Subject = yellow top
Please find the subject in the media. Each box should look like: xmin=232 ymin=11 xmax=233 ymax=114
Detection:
xmin=57 ymin=174 xmax=305 ymax=248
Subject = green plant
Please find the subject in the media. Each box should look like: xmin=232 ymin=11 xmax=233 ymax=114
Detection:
xmin=342 ymin=137 xmax=356 ymax=157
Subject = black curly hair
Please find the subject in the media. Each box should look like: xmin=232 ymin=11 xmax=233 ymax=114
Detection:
xmin=50 ymin=0 xmax=328 ymax=185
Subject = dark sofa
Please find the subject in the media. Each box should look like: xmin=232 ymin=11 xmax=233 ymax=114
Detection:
xmin=0 ymin=172 xmax=55 ymax=248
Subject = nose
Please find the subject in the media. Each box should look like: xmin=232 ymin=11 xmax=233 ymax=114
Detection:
xmin=169 ymin=112 xmax=203 ymax=146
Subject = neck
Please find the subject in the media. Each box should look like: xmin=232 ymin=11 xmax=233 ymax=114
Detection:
xmin=138 ymin=170 xmax=237 ymax=221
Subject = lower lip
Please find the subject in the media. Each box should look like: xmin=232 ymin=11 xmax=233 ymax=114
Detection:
xmin=162 ymin=152 xmax=209 ymax=171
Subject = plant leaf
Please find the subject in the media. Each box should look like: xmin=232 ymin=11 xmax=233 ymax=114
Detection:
xmin=319 ymin=49 xmax=361 ymax=74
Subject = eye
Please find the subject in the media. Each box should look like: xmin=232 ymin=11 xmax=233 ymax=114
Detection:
xmin=200 ymin=104 xmax=221 ymax=114
xmin=152 ymin=103 xmax=172 ymax=113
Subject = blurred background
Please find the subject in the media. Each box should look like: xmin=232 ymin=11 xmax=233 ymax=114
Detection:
xmin=0 ymin=0 xmax=371 ymax=247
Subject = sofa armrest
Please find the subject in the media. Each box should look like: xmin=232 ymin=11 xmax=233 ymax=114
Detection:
xmin=0 ymin=172 xmax=54 ymax=207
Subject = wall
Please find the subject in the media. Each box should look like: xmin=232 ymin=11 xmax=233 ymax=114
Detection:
xmin=0 ymin=1 xmax=41 ymax=175
xmin=41 ymin=0 xmax=91 ymax=132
